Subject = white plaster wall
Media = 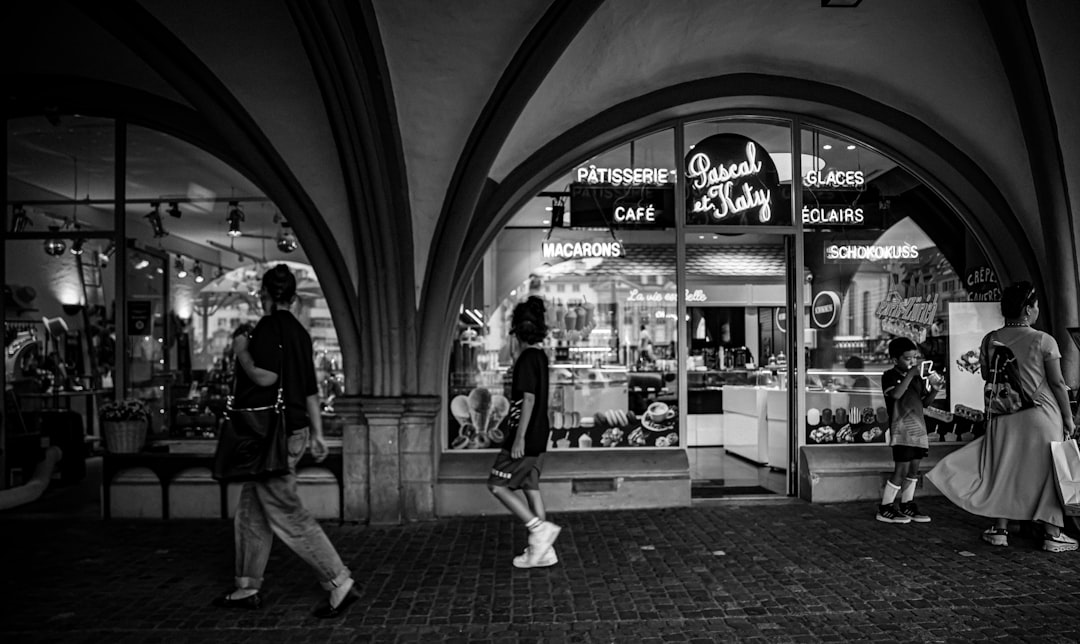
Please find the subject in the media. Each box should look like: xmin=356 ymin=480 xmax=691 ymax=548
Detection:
xmin=493 ymin=0 xmax=1040 ymax=257
xmin=141 ymin=0 xmax=359 ymax=288
xmin=372 ymin=0 xmax=550 ymax=302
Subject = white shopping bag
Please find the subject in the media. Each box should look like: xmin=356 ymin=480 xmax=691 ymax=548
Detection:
xmin=1050 ymin=439 xmax=1080 ymax=516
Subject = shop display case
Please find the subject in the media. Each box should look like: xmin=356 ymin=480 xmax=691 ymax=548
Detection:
xmin=801 ymin=370 xmax=974 ymax=446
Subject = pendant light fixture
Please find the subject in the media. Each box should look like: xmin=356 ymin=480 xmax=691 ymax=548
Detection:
xmin=70 ymin=237 xmax=85 ymax=255
xmin=175 ymin=257 xmax=188 ymax=279
xmin=166 ymin=202 xmax=182 ymax=218
xmin=192 ymin=261 xmax=205 ymax=284
xmin=44 ymin=225 xmax=66 ymax=256
xmin=226 ymin=201 xmax=243 ymax=237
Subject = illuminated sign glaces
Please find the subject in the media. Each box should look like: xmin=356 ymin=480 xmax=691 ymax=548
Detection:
xmin=685 ymin=134 xmax=785 ymax=225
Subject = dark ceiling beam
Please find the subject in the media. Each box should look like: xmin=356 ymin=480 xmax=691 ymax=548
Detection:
xmin=65 ymin=0 xmax=363 ymax=391
xmin=417 ymin=0 xmax=606 ymax=393
xmin=981 ymin=0 xmax=1078 ymax=380
xmin=287 ymin=0 xmax=415 ymax=397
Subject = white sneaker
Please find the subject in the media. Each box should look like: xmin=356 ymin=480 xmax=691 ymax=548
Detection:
xmin=526 ymin=520 xmax=561 ymax=565
xmin=513 ymin=545 xmax=558 ymax=568
xmin=1043 ymin=531 xmax=1079 ymax=553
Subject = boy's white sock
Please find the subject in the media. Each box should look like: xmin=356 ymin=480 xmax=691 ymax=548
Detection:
xmin=900 ymin=477 xmax=918 ymax=503
xmin=881 ymin=481 xmax=901 ymax=506
xmin=525 ymin=517 xmax=542 ymax=531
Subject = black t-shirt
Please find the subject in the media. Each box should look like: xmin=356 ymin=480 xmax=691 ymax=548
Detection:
xmin=233 ymin=310 xmax=318 ymax=433
xmin=504 ymin=347 xmax=550 ymax=457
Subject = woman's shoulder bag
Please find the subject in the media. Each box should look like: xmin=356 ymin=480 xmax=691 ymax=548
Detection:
xmin=213 ymin=317 xmax=290 ymax=481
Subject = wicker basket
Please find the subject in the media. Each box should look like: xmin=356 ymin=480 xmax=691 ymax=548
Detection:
xmin=102 ymin=420 xmax=147 ymax=453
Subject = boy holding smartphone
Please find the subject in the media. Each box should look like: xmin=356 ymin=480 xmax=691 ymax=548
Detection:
xmin=877 ymin=337 xmax=945 ymax=524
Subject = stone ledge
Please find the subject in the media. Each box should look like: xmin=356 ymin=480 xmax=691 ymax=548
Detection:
xmin=436 ymin=449 xmax=690 ymax=515
xmin=798 ymin=442 xmax=970 ymax=503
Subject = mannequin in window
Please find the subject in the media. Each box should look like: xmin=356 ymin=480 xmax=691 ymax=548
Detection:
xmin=639 ymin=324 xmax=654 ymax=364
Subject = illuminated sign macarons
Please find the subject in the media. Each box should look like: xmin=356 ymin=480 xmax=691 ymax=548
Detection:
xmin=541 ymin=240 xmax=624 ymax=259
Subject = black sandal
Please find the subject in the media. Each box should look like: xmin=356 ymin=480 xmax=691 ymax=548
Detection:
xmin=212 ymin=589 xmax=262 ymax=609
xmin=312 ymin=587 xmax=359 ymax=619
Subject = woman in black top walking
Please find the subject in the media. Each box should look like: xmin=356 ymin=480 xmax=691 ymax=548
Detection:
xmin=213 ymin=264 xmax=358 ymax=617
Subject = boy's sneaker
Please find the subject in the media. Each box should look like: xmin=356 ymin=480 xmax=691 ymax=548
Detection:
xmin=526 ymin=520 xmax=562 ymax=565
xmin=898 ymin=502 xmax=931 ymax=523
xmin=876 ymin=504 xmax=911 ymax=524
xmin=981 ymin=526 xmax=1009 ymax=547
xmin=1042 ymin=532 xmax=1079 ymax=553
xmin=513 ymin=545 xmax=558 ymax=568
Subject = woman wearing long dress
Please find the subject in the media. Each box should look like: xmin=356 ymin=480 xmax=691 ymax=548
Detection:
xmin=926 ymin=281 xmax=1077 ymax=552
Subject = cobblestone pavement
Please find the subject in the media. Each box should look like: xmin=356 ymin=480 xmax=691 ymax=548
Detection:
xmin=3 ymin=497 xmax=1080 ymax=643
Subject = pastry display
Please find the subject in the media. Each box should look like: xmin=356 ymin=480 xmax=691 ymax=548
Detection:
xmin=600 ymin=427 xmax=624 ymax=446
xmin=860 ymin=426 xmax=884 ymax=442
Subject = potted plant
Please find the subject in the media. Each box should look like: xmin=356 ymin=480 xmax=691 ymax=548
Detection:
xmin=100 ymin=399 xmax=150 ymax=453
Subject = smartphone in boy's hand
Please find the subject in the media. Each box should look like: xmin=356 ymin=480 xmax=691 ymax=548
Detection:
xmin=232 ymin=322 xmax=255 ymax=339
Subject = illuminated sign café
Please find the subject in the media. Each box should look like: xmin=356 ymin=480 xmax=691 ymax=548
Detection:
xmin=440 ymin=115 xmax=999 ymax=513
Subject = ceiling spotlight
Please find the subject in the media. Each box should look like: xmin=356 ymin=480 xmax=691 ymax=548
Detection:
xmin=167 ymin=202 xmax=182 ymax=218
xmin=146 ymin=202 xmax=168 ymax=238
xmin=192 ymin=261 xmax=205 ymax=284
xmin=70 ymin=238 xmax=86 ymax=255
xmin=175 ymin=257 xmax=188 ymax=279
xmin=276 ymin=229 xmax=298 ymax=253
xmin=227 ymin=201 xmax=244 ymax=237
xmin=43 ymin=225 xmax=66 ymax=256
xmin=10 ymin=204 xmax=32 ymax=232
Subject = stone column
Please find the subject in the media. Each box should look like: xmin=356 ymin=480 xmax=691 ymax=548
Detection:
xmin=360 ymin=397 xmax=406 ymax=525
xmin=400 ymin=396 xmax=440 ymax=521
xmin=338 ymin=395 xmax=443 ymax=524
xmin=334 ymin=395 xmax=369 ymax=523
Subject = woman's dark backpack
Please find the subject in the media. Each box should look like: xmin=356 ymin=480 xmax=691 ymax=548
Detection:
xmin=981 ymin=332 xmax=1034 ymax=418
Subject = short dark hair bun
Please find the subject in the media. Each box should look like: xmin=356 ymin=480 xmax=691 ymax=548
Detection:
xmin=261 ymin=264 xmax=297 ymax=304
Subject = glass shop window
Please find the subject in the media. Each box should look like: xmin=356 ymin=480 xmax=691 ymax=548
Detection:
xmin=800 ymin=125 xmax=996 ymax=448
xmin=447 ymin=129 xmax=681 ymax=450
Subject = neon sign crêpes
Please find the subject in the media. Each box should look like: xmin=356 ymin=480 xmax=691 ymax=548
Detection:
xmin=685 ymin=134 xmax=784 ymax=225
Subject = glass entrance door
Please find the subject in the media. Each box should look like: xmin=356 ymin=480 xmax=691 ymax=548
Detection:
xmin=682 ymin=232 xmax=793 ymax=496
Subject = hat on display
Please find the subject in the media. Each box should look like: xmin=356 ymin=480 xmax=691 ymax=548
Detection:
xmin=4 ymin=284 xmax=38 ymax=311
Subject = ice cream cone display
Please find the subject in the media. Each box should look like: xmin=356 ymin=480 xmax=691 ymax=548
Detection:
xmin=467 ymin=387 xmax=492 ymax=434
xmin=450 ymin=395 xmax=471 ymax=427
xmin=488 ymin=394 xmax=509 ymax=432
